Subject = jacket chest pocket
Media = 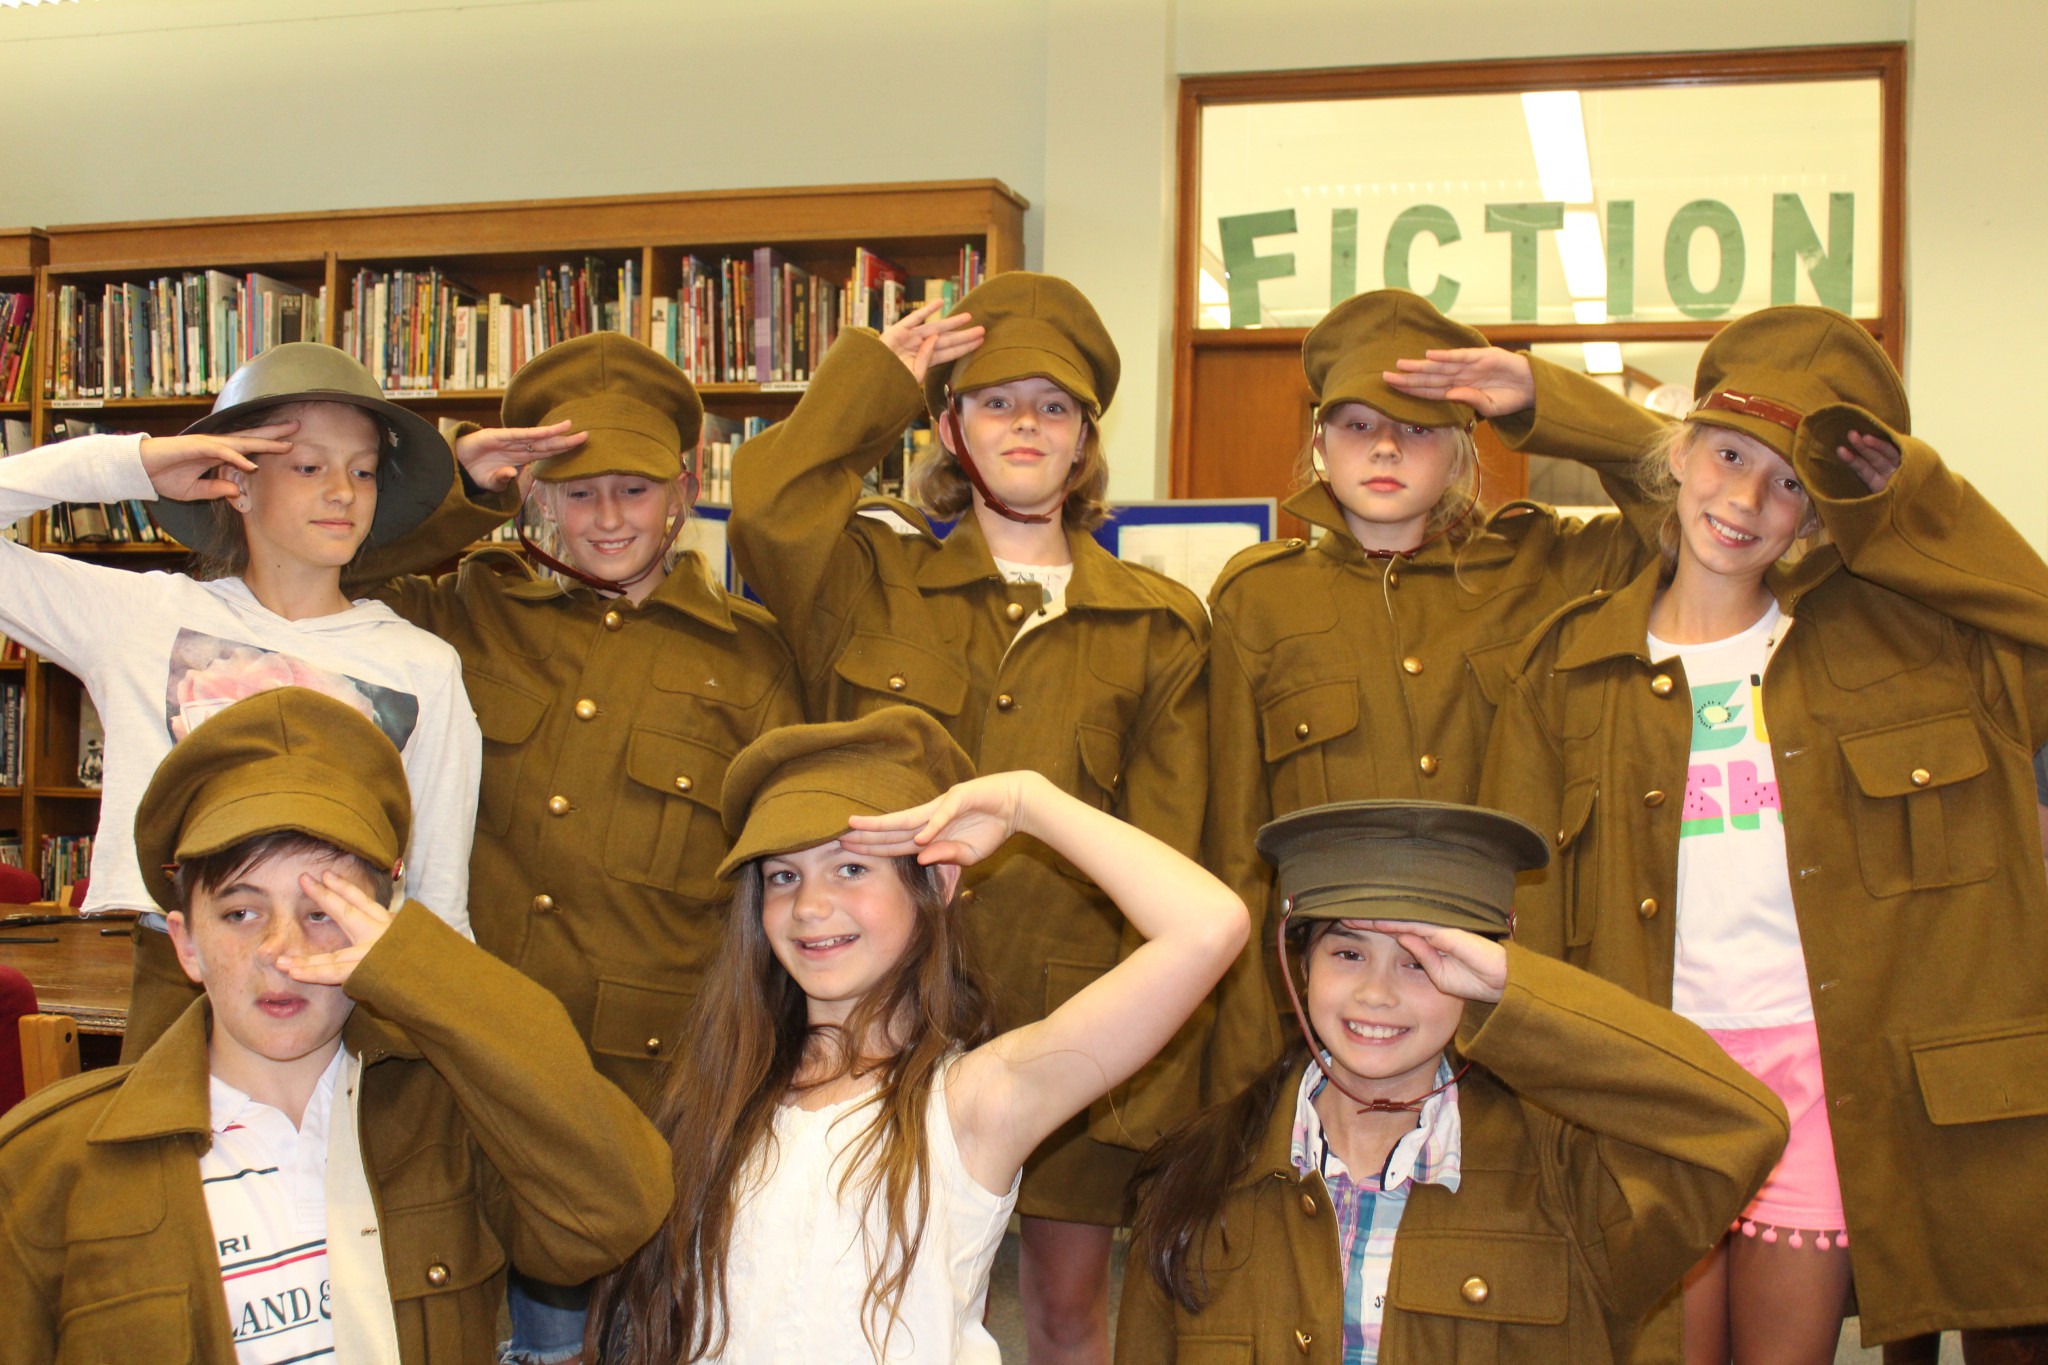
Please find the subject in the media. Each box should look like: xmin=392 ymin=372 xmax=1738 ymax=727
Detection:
xmin=1387 ymin=1228 xmax=1570 ymax=1329
xmin=467 ymin=672 xmax=548 ymax=839
xmin=382 ymin=1198 xmax=507 ymax=1362
xmin=1073 ymin=723 xmax=1127 ymax=811
xmin=57 ymin=1286 xmax=194 ymax=1365
xmin=833 ymin=630 xmax=968 ymax=719
xmin=1837 ymin=711 xmax=1996 ymax=897
xmin=1262 ymin=679 xmax=1363 ymax=812
xmin=605 ymin=728 xmax=733 ymax=895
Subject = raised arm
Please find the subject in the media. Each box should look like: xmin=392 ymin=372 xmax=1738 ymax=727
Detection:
xmin=843 ymin=770 xmax=1248 ymax=1193
xmin=728 ymin=305 xmax=980 ymax=667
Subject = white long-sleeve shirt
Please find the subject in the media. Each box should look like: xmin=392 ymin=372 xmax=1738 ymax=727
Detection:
xmin=0 ymin=432 xmax=479 ymax=933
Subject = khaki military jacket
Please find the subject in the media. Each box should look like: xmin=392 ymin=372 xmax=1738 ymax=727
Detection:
xmin=1205 ymin=359 xmax=1665 ymax=1099
xmin=1116 ymin=946 xmax=1787 ymax=1365
xmin=729 ymin=328 xmax=1209 ymax=1221
xmin=1479 ymin=398 xmax=2048 ymax=1343
xmin=0 ymin=904 xmax=672 ymax=1365
xmin=363 ymin=478 xmax=802 ymax=1104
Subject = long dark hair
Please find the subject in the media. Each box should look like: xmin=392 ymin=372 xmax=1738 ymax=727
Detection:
xmin=1126 ymin=1041 xmax=1307 ymax=1313
xmin=586 ymin=854 xmax=996 ymax=1363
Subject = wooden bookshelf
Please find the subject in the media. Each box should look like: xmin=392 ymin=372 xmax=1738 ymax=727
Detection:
xmin=0 ymin=179 xmax=1027 ymax=888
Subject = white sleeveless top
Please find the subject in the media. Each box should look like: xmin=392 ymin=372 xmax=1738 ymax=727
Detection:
xmin=712 ymin=1059 xmax=1019 ymax=1363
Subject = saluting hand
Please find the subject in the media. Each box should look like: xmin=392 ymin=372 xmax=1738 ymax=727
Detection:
xmin=1383 ymin=347 xmax=1536 ymax=418
xmin=842 ymin=770 xmax=1047 ymax=868
xmin=138 ymin=423 xmax=296 ymax=502
xmin=454 ymin=419 xmax=588 ymax=491
xmin=1835 ymin=429 xmax=1901 ymax=494
xmin=879 ymin=299 xmax=986 ymax=384
xmin=1360 ymin=921 xmax=1509 ymax=1003
xmin=276 ymin=870 xmax=398 ymax=988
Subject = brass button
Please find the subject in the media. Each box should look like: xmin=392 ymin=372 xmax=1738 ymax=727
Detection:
xmin=1294 ymin=721 xmax=1311 ymax=739
xmin=1418 ymin=753 xmax=1440 ymax=777
xmin=1556 ymin=829 xmax=1568 ymax=847
xmin=957 ymin=888 xmax=976 ymax=906
xmin=1298 ymin=1192 xmax=1316 ymax=1216
xmin=1295 ymin=1329 xmax=1313 ymax=1354
xmin=1386 ymin=569 xmax=1401 ymax=588
xmin=1639 ymin=897 xmax=1660 ymax=920
xmin=644 ymin=1037 xmax=662 ymax=1056
xmin=1460 ymin=1276 xmax=1489 ymax=1305
xmin=1285 ymin=537 xmax=1305 ymax=549
xmin=532 ymin=893 xmax=555 ymax=914
xmin=888 ymin=674 xmax=907 ymax=692
xmin=1400 ymin=655 xmax=1424 ymax=675
xmin=674 ymin=775 xmax=694 ymax=793
xmin=1650 ymin=673 xmax=1675 ymax=697
xmin=425 ymin=1263 xmax=450 ymax=1288
xmin=574 ymin=698 xmax=598 ymax=721
xmin=1910 ymin=767 xmax=1932 ymax=788
xmin=602 ymin=610 xmax=623 ymax=631
xmin=1005 ymin=601 xmax=1026 ymax=622
xmin=995 ymin=693 xmax=1016 ymax=712
xmin=1644 ymin=789 xmax=1666 ymax=808
xmin=547 ymin=795 xmax=571 ymax=817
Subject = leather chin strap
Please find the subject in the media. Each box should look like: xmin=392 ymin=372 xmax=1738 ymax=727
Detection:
xmin=515 ymin=470 xmax=697 ymax=595
xmin=947 ymin=397 xmax=1086 ymax=526
xmin=1276 ymin=909 xmax=1471 ymax=1115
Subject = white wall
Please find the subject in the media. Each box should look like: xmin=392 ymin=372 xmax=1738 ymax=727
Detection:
xmin=5 ymin=0 xmax=2045 ymax=543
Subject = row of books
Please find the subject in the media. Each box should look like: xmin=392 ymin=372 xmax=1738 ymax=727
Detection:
xmin=0 ymin=834 xmax=21 ymax=870
xmin=3 ymin=417 xmax=30 ymax=544
xmin=40 ymin=832 xmax=91 ymax=902
xmin=34 ymin=418 xmax=176 ymax=547
xmin=341 ymin=258 xmax=640 ymax=394
xmin=0 ymin=678 xmax=22 ymax=787
xmin=49 ymin=273 xmax=324 ymax=401
xmin=1 ymin=292 xmax=34 ymax=403
xmin=652 ymin=244 xmax=986 ymax=386
xmin=697 ymin=414 xmax=769 ymax=507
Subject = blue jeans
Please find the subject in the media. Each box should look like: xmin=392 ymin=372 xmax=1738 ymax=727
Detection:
xmin=501 ymin=1271 xmax=590 ymax=1365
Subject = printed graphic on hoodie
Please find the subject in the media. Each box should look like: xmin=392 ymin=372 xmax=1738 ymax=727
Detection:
xmin=165 ymin=628 xmax=421 ymax=748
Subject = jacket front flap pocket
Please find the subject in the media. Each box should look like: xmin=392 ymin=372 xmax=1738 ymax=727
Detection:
xmin=1463 ymin=637 xmax=1525 ymax=708
xmin=1175 ymin=1338 xmax=1253 ymax=1365
xmin=591 ymin=977 xmax=695 ymax=1062
xmin=1386 ymin=1229 xmax=1569 ymax=1325
xmin=1262 ymin=679 xmax=1361 ymax=763
xmin=1911 ymin=1017 xmax=2048 ymax=1124
xmin=1839 ymin=712 xmax=1987 ymax=798
xmin=57 ymin=1285 xmax=192 ymax=1365
xmin=1076 ymin=723 xmax=1124 ymax=802
xmin=1045 ymin=958 xmax=1107 ymax=1015
xmin=467 ymin=671 xmax=547 ymax=746
xmin=623 ymin=727 xmax=729 ymax=808
xmin=833 ymin=631 xmax=968 ymax=716
xmin=382 ymin=1196 xmax=506 ymax=1300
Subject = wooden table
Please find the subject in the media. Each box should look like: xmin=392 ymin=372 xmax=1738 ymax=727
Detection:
xmin=0 ymin=912 xmax=134 ymax=1036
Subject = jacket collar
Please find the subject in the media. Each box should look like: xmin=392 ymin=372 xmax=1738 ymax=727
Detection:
xmin=500 ymin=550 xmax=739 ymax=633
xmin=1553 ymin=550 xmax=1842 ymax=673
xmin=90 ymin=998 xmax=423 ymax=1146
xmin=915 ymin=510 xmax=1164 ymax=612
xmin=1283 ymin=482 xmax=1518 ymax=573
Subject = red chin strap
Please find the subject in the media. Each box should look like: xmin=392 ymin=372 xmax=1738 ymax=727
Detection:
xmin=947 ymin=397 xmax=1086 ymax=526
xmin=1276 ymin=907 xmax=1470 ymax=1115
xmin=515 ymin=470 xmax=697 ymax=596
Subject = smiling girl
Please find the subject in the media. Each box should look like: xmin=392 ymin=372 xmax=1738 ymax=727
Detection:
xmin=1203 ymin=289 xmax=1667 ymax=1100
xmin=0 ymin=341 xmax=480 ymax=1060
xmin=586 ymin=705 xmax=1246 ymax=1364
xmin=1478 ymin=305 xmax=2048 ymax=1362
xmin=1118 ymin=800 xmax=1785 ymax=1365
xmin=731 ymin=274 xmax=1209 ymax=1361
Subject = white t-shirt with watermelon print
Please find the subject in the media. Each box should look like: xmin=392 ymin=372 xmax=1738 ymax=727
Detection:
xmin=1649 ymin=602 xmax=1813 ymax=1029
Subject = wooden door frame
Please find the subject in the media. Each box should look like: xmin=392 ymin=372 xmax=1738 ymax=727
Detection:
xmin=1170 ymin=44 xmax=1908 ymax=495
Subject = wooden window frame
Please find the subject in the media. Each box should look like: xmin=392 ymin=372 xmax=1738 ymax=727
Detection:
xmin=1170 ymin=44 xmax=1907 ymax=496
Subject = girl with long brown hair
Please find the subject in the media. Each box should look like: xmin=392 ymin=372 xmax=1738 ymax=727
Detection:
xmin=585 ymin=706 xmax=1246 ymax=1364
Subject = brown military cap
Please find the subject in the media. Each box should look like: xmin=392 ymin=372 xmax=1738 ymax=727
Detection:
xmin=718 ymin=706 xmax=976 ymax=879
xmin=924 ymin=272 xmax=1119 ymax=419
xmin=171 ymin=342 xmax=453 ymax=552
xmin=504 ymin=332 xmax=704 ymax=483
xmin=1691 ymin=305 xmax=1908 ymax=457
xmin=1255 ymin=799 xmax=1549 ymax=939
xmin=134 ymin=687 xmax=412 ymax=912
xmin=1305 ymin=289 xmax=1488 ymax=429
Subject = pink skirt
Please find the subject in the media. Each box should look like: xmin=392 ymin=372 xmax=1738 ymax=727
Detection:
xmin=1705 ymin=1019 xmax=1849 ymax=1249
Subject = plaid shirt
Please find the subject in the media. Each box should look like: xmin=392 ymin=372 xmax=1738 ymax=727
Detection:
xmin=1291 ymin=1059 xmax=1464 ymax=1365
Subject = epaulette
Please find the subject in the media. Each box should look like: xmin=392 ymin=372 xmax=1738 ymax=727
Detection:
xmin=459 ymin=543 xmax=539 ymax=582
xmin=1114 ymin=557 xmax=1210 ymax=635
xmin=852 ymin=495 xmax=942 ymax=546
xmin=1509 ymin=586 xmax=1614 ymax=676
xmin=1207 ymin=536 xmax=1311 ymax=607
xmin=0 ymin=1066 xmax=129 ymax=1146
